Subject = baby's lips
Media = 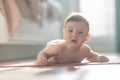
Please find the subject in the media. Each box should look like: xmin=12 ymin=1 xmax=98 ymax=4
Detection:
xmin=71 ymin=39 xmax=77 ymax=43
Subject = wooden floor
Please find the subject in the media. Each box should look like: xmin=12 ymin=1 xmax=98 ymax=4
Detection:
xmin=0 ymin=54 xmax=120 ymax=80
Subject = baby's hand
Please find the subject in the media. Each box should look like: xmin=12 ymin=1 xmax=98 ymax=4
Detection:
xmin=48 ymin=57 xmax=56 ymax=63
xmin=37 ymin=56 xmax=48 ymax=66
xmin=98 ymin=56 xmax=109 ymax=62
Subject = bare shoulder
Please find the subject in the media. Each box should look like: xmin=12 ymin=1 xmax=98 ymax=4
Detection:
xmin=81 ymin=44 xmax=91 ymax=52
xmin=80 ymin=44 xmax=94 ymax=59
xmin=43 ymin=39 xmax=65 ymax=53
xmin=47 ymin=39 xmax=65 ymax=46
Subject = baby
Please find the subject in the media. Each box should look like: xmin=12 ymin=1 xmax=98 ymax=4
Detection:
xmin=37 ymin=12 xmax=109 ymax=66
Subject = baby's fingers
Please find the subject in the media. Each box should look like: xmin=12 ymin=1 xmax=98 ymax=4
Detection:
xmin=41 ymin=57 xmax=48 ymax=65
xmin=99 ymin=56 xmax=109 ymax=62
xmin=38 ymin=57 xmax=48 ymax=66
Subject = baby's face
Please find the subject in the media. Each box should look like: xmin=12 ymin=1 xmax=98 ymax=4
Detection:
xmin=63 ymin=21 xmax=89 ymax=48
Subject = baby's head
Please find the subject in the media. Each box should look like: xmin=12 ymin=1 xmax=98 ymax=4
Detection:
xmin=63 ymin=12 xmax=91 ymax=46
xmin=64 ymin=12 xmax=89 ymax=33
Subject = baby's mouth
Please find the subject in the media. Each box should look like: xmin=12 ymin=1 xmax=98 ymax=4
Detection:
xmin=71 ymin=39 xmax=77 ymax=43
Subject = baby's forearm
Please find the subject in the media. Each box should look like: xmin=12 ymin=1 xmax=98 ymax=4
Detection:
xmin=87 ymin=53 xmax=98 ymax=62
xmin=38 ymin=51 xmax=49 ymax=58
xmin=87 ymin=53 xmax=109 ymax=62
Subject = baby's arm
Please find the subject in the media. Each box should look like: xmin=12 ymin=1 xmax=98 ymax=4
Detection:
xmin=37 ymin=50 xmax=48 ymax=66
xmin=86 ymin=52 xmax=109 ymax=62
xmin=85 ymin=46 xmax=109 ymax=62
xmin=37 ymin=46 xmax=58 ymax=66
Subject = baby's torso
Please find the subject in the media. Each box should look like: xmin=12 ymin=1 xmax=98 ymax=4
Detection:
xmin=47 ymin=39 xmax=89 ymax=63
xmin=54 ymin=47 xmax=87 ymax=63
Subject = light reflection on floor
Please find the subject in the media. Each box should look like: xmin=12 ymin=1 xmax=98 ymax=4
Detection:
xmin=83 ymin=65 xmax=120 ymax=80
xmin=0 ymin=53 xmax=120 ymax=80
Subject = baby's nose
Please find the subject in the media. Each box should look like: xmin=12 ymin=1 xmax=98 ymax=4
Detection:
xmin=71 ymin=32 xmax=77 ymax=36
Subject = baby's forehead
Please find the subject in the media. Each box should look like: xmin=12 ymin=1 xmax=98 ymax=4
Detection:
xmin=65 ymin=21 xmax=89 ymax=31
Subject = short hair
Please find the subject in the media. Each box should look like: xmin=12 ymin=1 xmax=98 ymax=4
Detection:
xmin=64 ymin=12 xmax=89 ymax=32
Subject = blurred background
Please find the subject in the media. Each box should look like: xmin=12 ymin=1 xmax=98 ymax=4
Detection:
xmin=0 ymin=0 xmax=120 ymax=61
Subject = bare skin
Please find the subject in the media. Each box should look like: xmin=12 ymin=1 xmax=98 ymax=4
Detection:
xmin=37 ymin=21 xmax=109 ymax=66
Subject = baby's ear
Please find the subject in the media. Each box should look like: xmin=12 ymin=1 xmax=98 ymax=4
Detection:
xmin=85 ymin=34 xmax=90 ymax=42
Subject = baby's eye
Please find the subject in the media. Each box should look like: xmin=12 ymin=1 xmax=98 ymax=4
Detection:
xmin=78 ymin=31 xmax=83 ymax=34
xmin=68 ymin=29 xmax=73 ymax=33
